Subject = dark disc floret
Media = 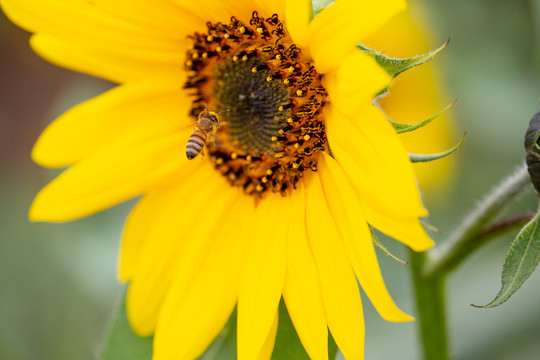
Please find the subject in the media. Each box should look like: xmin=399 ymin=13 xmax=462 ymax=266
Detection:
xmin=184 ymin=11 xmax=328 ymax=196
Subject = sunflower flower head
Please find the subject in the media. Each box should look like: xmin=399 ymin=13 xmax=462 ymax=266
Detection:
xmin=183 ymin=11 xmax=327 ymax=195
xmin=1 ymin=0 xmax=453 ymax=358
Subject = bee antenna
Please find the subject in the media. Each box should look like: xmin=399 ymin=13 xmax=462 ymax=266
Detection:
xmin=204 ymin=103 xmax=211 ymax=112
xmin=217 ymin=109 xmax=230 ymax=115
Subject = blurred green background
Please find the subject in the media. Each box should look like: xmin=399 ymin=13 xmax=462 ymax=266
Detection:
xmin=1 ymin=0 xmax=540 ymax=359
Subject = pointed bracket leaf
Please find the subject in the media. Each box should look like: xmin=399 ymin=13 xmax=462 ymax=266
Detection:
xmin=100 ymin=290 xmax=153 ymax=360
xmin=420 ymin=220 xmax=441 ymax=234
xmin=312 ymin=0 xmax=335 ymax=17
xmin=371 ymin=229 xmax=407 ymax=265
xmin=390 ymin=99 xmax=457 ymax=134
xmin=409 ymin=132 xmax=466 ymax=163
xmin=472 ymin=209 xmax=540 ymax=308
xmin=358 ymin=38 xmax=450 ymax=78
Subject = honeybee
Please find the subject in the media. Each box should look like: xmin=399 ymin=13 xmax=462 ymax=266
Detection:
xmin=186 ymin=106 xmax=226 ymax=160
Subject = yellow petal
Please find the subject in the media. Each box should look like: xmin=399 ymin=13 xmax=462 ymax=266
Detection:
xmin=283 ymin=181 xmax=328 ymax=360
xmin=118 ymin=189 xmax=176 ymax=282
xmin=237 ymin=193 xmax=290 ymax=360
xmin=126 ymin=162 xmax=234 ymax=335
xmin=153 ymin=192 xmax=254 ymax=360
xmin=304 ymin=174 xmax=365 ymax=360
xmin=307 ymin=0 xmax=406 ymax=73
xmin=318 ymin=153 xmax=413 ymax=322
xmin=32 ymin=79 xmax=191 ymax=168
xmin=88 ymin=0 xmax=202 ymax=37
xmin=285 ymin=0 xmax=312 ymax=49
xmin=362 ymin=203 xmax=433 ymax=252
xmin=1 ymin=0 xmax=188 ymax=50
xmin=29 ymin=127 xmax=192 ymax=222
xmin=169 ymin=0 xmax=235 ymax=24
xmin=324 ymin=49 xmax=390 ymax=117
xmin=30 ymin=34 xmax=186 ymax=84
xmin=256 ymin=310 xmax=279 ymax=360
xmin=326 ymin=104 xmax=428 ymax=220
xmin=256 ymin=0 xmax=286 ymax=19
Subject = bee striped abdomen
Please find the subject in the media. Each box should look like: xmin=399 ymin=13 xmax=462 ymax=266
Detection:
xmin=186 ymin=130 xmax=207 ymax=159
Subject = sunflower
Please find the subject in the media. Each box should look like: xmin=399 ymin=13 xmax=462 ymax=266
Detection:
xmin=1 ymin=0 xmax=437 ymax=358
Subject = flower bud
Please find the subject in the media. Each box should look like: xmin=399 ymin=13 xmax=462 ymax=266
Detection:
xmin=524 ymin=110 xmax=540 ymax=192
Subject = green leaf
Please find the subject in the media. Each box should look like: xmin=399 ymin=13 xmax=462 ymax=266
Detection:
xmin=312 ymin=0 xmax=335 ymax=17
xmin=358 ymin=38 xmax=450 ymax=78
xmin=272 ymin=300 xmax=310 ymax=360
xmin=272 ymin=299 xmax=338 ymax=359
xmin=371 ymin=229 xmax=407 ymax=265
xmin=100 ymin=290 xmax=153 ymax=360
xmin=390 ymin=99 xmax=457 ymax=134
xmin=472 ymin=209 xmax=540 ymax=308
xmin=409 ymin=132 xmax=466 ymax=163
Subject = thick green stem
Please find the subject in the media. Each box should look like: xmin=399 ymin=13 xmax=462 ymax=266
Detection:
xmin=410 ymin=164 xmax=532 ymax=360
xmin=424 ymin=164 xmax=531 ymax=278
xmin=410 ymin=250 xmax=449 ymax=360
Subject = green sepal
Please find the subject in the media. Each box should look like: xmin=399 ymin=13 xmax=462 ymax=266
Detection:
xmin=312 ymin=0 xmax=336 ymax=17
xmin=100 ymin=289 xmax=153 ymax=360
xmin=391 ymin=99 xmax=457 ymax=134
xmin=358 ymin=38 xmax=450 ymax=78
xmin=409 ymin=132 xmax=466 ymax=163
xmin=420 ymin=220 xmax=441 ymax=234
xmin=371 ymin=229 xmax=407 ymax=265
xmin=472 ymin=209 xmax=540 ymax=308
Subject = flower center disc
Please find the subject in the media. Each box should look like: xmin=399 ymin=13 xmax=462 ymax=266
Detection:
xmin=184 ymin=11 xmax=328 ymax=196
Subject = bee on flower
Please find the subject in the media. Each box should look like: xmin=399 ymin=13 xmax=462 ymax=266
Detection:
xmin=185 ymin=106 xmax=227 ymax=160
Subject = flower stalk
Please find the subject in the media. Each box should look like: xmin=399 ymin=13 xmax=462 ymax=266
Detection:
xmin=410 ymin=250 xmax=449 ymax=360
xmin=424 ymin=164 xmax=531 ymax=278
xmin=412 ymin=164 xmax=532 ymax=360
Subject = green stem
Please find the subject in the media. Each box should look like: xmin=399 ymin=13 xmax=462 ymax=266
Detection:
xmin=411 ymin=164 xmax=532 ymax=360
xmin=424 ymin=164 xmax=531 ymax=278
xmin=410 ymin=250 xmax=449 ymax=360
